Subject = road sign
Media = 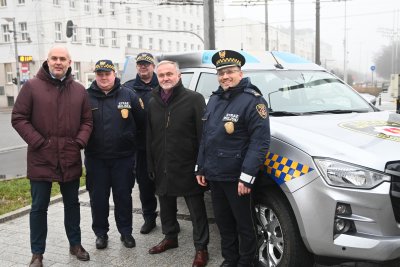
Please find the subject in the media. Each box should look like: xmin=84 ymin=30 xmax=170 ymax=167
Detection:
xmin=370 ymin=65 xmax=376 ymax=71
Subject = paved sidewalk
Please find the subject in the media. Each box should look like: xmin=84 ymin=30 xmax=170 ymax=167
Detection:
xmin=0 ymin=187 xmax=223 ymax=267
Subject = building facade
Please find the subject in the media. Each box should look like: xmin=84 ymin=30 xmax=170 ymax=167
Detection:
xmin=0 ymin=0 xmax=204 ymax=107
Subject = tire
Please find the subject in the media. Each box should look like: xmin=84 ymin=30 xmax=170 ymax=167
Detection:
xmin=254 ymin=188 xmax=314 ymax=267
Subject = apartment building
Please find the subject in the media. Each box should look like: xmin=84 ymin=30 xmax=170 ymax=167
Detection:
xmin=0 ymin=0 xmax=204 ymax=107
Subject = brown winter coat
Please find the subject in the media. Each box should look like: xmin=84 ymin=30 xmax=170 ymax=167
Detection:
xmin=11 ymin=62 xmax=93 ymax=182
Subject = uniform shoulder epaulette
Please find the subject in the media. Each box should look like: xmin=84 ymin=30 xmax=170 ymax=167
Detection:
xmin=244 ymin=88 xmax=261 ymax=97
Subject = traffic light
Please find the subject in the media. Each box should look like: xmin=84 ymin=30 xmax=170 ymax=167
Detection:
xmin=66 ymin=20 xmax=74 ymax=38
xmin=12 ymin=78 xmax=17 ymax=85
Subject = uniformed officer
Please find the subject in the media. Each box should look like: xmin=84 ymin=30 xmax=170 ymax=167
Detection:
xmin=123 ymin=53 xmax=158 ymax=234
xmin=85 ymin=59 xmax=144 ymax=250
xmin=196 ymin=50 xmax=271 ymax=267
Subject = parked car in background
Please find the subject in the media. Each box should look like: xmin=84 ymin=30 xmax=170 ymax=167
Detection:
xmin=123 ymin=51 xmax=400 ymax=267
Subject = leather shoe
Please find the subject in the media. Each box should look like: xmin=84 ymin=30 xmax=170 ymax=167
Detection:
xmin=96 ymin=234 xmax=108 ymax=249
xmin=140 ymin=220 xmax=156 ymax=234
xmin=29 ymin=254 xmax=43 ymax=267
xmin=219 ymin=260 xmax=236 ymax=267
xmin=192 ymin=249 xmax=209 ymax=267
xmin=70 ymin=244 xmax=90 ymax=261
xmin=148 ymin=238 xmax=178 ymax=254
xmin=121 ymin=234 xmax=136 ymax=248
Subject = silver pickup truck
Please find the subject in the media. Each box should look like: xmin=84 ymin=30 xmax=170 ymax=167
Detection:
xmin=122 ymin=51 xmax=400 ymax=266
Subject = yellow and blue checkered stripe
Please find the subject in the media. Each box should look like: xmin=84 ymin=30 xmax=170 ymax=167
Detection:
xmin=263 ymin=152 xmax=313 ymax=185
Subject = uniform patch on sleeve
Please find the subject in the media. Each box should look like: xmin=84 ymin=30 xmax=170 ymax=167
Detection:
xmin=256 ymin=104 xmax=268 ymax=119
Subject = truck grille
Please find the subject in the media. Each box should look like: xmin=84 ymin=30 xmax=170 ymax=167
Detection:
xmin=388 ymin=162 xmax=400 ymax=223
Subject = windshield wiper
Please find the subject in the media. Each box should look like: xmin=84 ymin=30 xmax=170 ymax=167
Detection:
xmin=269 ymin=110 xmax=301 ymax=116
xmin=301 ymin=109 xmax=370 ymax=115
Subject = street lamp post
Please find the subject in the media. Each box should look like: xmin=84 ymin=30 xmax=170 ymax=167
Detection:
xmin=4 ymin=17 xmax=21 ymax=93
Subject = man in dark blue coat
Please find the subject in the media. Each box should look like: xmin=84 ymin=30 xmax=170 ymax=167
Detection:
xmin=85 ymin=60 xmax=144 ymax=250
xmin=196 ymin=50 xmax=271 ymax=267
xmin=123 ymin=52 xmax=159 ymax=234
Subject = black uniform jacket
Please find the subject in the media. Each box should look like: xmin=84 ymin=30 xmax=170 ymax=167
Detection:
xmin=197 ymin=77 xmax=270 ymax=187
xmin=146 ymin=80 xmax=206 ymax=196
xmin=85 ymin=78 xmax=144 ymax=159
xmin=123 ymin=73 xmax=158 ymax=151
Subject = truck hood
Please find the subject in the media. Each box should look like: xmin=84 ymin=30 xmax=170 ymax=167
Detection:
xmin=271 ymin=111 xmax=400 ymax=172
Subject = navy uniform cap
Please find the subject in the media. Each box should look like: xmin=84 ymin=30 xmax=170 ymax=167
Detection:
xmin=94 ymin=59 xmax=115 ymax=72
xmin=212 ymin=50 xmax=246 ymax=70
xmin=136 ymin=52 xmax=155 ymax=64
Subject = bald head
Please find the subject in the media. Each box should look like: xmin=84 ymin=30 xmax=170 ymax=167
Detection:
xmin=47 ymin=45 xmax=72 ymax=79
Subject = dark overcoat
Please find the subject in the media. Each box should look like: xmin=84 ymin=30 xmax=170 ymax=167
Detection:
xmin=146 ymin=80 xmax=206 ymax=196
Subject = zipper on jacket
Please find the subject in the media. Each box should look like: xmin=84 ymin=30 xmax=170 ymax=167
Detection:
xmin=166 ymin=111 xmax=171 ymax=128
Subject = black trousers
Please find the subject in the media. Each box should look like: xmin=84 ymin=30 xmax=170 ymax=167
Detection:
xmin=30 ymin=179 xmax=81 ymax=254
xmin=210 ymin=181 xmax=257 ymax=267
xmin=85 ymin=155 xmax=135 ymax=236
xmin=158 ymin=194 xmax=209 ymax=251
xmin=135 ymin=150 xmax=157 ymax=222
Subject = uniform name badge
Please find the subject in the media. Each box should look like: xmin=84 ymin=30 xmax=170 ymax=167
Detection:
xmin=121 ymin=108 xmax=129 ymax=119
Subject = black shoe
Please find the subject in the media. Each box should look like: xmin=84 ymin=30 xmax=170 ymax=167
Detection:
xmin=121 ymin=234 xmax=136 ymax=248
xmin=96 ymin=234 xmax=108 ymax=249
xmin=140 ymin=220 xmax=156 ymax=234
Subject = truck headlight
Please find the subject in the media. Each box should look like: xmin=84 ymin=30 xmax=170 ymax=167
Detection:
xmin=314 ymin=158 xmax=390 ymax=189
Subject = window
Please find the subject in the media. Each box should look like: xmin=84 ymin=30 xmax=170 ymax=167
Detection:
xmin=176 ymin=41 xmax=180 ymax=51
xmin=190 ymin=44 xmax=194 ymax=51
xmin=183 ymin=42 xmax=187 ymax=51
xmin=2 ymin=24 xmax=10 ymax=43
xmin=84 ymin=0 xmax=90 ymax=13
xmin=138 ymin=36 xmax=143 ymax=49
xmin=0 ymin=86 xmax=4 ymax=95
xmin=137 ymin=10 xmax=142 ymax=26
xmin=55 ymin=22 xmax=62 ymax=41
xmin=53 ymin=0 xmax=60 ymax=6
xmin=180 ymin=72 xmax=194 ymax=88
xmin=158 ymin=15 xmax=162 ymax=28
xmin=86 ymin=28 xmax=92 ymax=44
xmin=167 ymin=17 xmax=171 ymax=30
xmin=110 ymin=2 xmax=115 ymax=16
xmin=111 ymin=31 xmax=117 ymax=47
xmin=19 ymin=22 xmax=28 ymax=41
xmin=71 ymin=27 xmax=78 ymax=43
xmin=148 ymin=12 xmax=153 ymax=28
xmin=197 ymin=25 xmax=200 ymax=34
xmin=168 ymin=40 xmax=172 ymax=52
xmin=196 ymin=72 xmax=219 ymax=98
xmin=0 ymin=0 xmax=7 ymax=7
xmin=175 ymin=19 xmax=179 ymax=30
xmin=127 ymin=34 xmax=132 ymax=48
xmin=183 ymin=21 xmax=186 ymax=31
xmin=18 ymin=0 xmax=25 ymax=4
xmin=126 ymin=7 xmax=131 ymax=24
xmin=149 ymin=37 xmax=153 ymax=50
xmin=99 ymin=29 xmax=105 ymax=46
xmin=69 ymin=0 xmax=75 ymax=9
xmin=5 ymin=63 xmax=12 ymax=83
xmin=98 ymin=0 xmax=103 ymax=14
xmin=190 ymin=23 xmax=193 ymax=32
xmin=159 ymin=39 xmax=163 ymax=51
xmin=73 ymin=62 xmax=81 ymax=81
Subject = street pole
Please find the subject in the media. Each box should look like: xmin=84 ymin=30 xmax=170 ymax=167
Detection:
xmin=265 ymin=0 xmax=270 ymax=51
xmin=315 ymin=0 xmax=321 ymax=65
xmin=203 ymin=0 xmax=215 ymax=50
xmin=4 ymin=17 xmax=20 ymax=93
xmin=289 ymin=0 xmax=295 ymax=53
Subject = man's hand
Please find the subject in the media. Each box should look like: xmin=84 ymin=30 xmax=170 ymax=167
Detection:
xmin=196 ymin=175 xmax=208 ymax=187
xmin=238 ymin=182 xmax=251 ymax=196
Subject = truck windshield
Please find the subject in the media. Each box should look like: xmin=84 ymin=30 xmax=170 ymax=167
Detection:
xmin=244 ymin=70 xmax=374 ymax=114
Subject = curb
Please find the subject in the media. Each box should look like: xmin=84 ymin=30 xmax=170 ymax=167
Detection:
xmin=0 ymin=187 xmax=87 ymax=224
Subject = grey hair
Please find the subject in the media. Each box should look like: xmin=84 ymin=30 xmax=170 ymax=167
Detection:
xmin=156 ymin=60 xmax=180 ymax=73
xmin=47 ymin=45 xmax=71 ymax=60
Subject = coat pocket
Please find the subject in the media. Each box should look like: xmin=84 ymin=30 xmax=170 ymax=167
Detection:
xmin=216 ymin=148 xmax=243 ymax=177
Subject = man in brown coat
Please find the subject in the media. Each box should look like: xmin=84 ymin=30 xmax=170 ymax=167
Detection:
xmin=11 ymin=45 xmax=93 ymax=267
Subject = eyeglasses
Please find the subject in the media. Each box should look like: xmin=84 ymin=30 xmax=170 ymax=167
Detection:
xmin=217 ymin=69 xmax=240 ymax=77
xmin=137 ymin=62 xmax=151 ymax=67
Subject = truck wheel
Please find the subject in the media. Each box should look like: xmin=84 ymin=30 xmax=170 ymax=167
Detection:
xmin=254 ymin=189 xmax=314 ymax=267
